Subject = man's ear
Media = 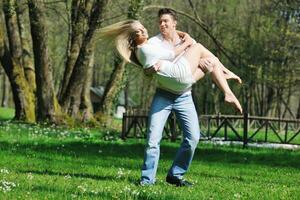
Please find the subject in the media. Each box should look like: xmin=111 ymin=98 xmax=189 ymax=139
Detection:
xmin=174 ymin=20 xmax=177 ymax=28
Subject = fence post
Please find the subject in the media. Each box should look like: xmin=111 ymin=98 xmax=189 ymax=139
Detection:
xmin=242 ymin=86 xmax=249 ymax=148
xmin=265 ymin=121 xmax=268 ymax=142
xmin=224 ymin=118 xmax=228 ymax=141
xmin=243 ymin=112 xmax=248 ymax=148
xmin=284 ymin=121 xmax=288 ymax=143
xmin=121 ymin=112 xmax=127 ymax=140
xmin=207 ymin=117 xmax=211 ymax=139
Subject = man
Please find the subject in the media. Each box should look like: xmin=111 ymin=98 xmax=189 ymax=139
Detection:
xmin=140 ymin=8 xmax=201 ymax=187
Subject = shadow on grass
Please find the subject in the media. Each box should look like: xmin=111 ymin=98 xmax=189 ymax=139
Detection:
xmin=18 ymin=169 xmax=117 ymax=182
xmin=17 ymin=169 xmax=139 ymax=186
xmin=0 ymin=141 xmax=299 ymax=169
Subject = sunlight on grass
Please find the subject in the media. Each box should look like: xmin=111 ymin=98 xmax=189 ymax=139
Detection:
xmin=0 ymin=107 xmax=15 ymax=120
xmin=0 ymin=122 xmax=299 ymax=199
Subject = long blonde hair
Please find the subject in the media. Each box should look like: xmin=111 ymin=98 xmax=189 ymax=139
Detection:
xmin=97 ymin=20 xmax=142 ymax=66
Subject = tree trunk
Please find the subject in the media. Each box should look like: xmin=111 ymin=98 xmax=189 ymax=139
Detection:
xmin=1 ymin=71 xmax=9 ymax=107
xmin=59 ymin=0 xmax=93 ymax=101
xmin=28 ymin=0 xmax=61 ymax=122
xmin=61 ymin=0 xmax=108 ymax=117
xmin=80 ymin=50 xmax=94 ymax=122
xmin=16 ymin=1 xmax=36 ymax=92
xmin=2 ymin=0 xmax=35 ymax=122
xmin=265 ymin=86 xmax=275 ymax=116
xmin=297 ymin=98 xmax=300 ymax=119
xmin=99 ymin=58 xmax=126 ymax=116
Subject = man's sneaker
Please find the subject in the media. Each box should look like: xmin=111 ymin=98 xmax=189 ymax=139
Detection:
xmin=166 ymin=175 xmax=193 ymax=187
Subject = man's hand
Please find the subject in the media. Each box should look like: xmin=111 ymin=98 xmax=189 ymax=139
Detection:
xmin=198 ymin=57 xmax=214 ymax=73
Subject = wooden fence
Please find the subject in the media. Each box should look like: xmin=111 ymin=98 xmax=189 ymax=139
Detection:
xmin=121 ymin=110 xmax=300 ymax=147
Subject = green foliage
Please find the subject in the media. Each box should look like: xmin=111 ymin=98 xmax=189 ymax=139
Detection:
xmin=128 ymin=0 xmax=144 ymax=19
xmin=0 ymin=123 xmax=299 ymax=199
xmin=2 ymin=0 xmax=299 ymax=118
xmin=3 ymin=0 xmax=16 ymax=17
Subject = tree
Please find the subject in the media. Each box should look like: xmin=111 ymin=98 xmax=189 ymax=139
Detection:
xmin=98 ymin=0 xmax=144 ymax=120
xmin=1 ymin=0 xmax=36 ymax=122
xmin=60 ymin=0 xmax=108 ymax=117
xmin=28 ymin=0 xmax=61 ymax=122
xmin=59 ymin=0 xmax=93 ymax=101
xmin=0 ymin=67 xmax=9 ymax=107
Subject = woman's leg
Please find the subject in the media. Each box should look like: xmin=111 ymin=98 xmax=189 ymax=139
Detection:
xmin=217 ymin=61 xmax=242 ymax=84
xmin=183 ymin=44 xmax=243 ymax=113
xmin=209 ymin=61 xmax=243 ymax=114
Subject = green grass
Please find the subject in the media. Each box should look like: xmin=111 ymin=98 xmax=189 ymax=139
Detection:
xmin=0 ymin=122 xmax=299 ymax=199
xmin=0 ymin=107 xmax=15 ymax=121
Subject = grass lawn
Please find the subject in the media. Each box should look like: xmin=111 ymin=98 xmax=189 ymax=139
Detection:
xmin=0 ymin=122 xmax=299 ymax=199
xmin=0 ymin=107 xmax=15 ymax=121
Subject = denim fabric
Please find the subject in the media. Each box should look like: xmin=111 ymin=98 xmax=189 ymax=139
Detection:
xmin=140 ymin=89 xmax=200 ymax=184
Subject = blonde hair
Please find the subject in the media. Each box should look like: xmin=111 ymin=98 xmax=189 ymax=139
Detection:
xmin=97 ymin=20 xmax=142 ymax=67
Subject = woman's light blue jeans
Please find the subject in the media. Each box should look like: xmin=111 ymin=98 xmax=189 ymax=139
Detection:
xmin=140 ymin=89 xmax=200 ymax=184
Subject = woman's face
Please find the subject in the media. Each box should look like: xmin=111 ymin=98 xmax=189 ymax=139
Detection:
xmin=133 ymin=22 xmax=148 ymax=44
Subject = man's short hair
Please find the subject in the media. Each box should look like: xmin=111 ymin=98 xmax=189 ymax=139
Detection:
xmin=158 ymin=8 xmax=177 ymax=21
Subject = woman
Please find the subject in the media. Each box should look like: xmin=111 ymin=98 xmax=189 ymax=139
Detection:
xmin=99 ymin=20 xmax=243 ymax=113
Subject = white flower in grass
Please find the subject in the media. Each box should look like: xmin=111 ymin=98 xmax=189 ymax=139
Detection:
xmin=234 ymin=193 xmax=242 ymax=199
xmin=0 ymin=180 xmax=17 ymax=193
xmin=64 ymin=175 xmax=72 ymax=179
xmin=77 ymin=185 xmax=87 ymax=193
xmin=0 ymin=169 xmax=9 ymax=174
xmin=123 ymin=186 xmax=131 ymax=192
xmin=90 ymin=190 xmax=99 ymax=195
xmin=131 ymin=190 xmax=140 ymax=196
xmin=27 ymin=173 xmax=33 ymax=180
xmin=116 ymin=168 xmax=125 ymax=179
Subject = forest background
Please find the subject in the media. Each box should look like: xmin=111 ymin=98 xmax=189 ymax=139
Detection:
xmin=0 ymin=0 xmax=299 ymax=125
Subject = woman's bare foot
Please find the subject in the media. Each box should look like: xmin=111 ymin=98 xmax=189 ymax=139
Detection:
xmin=224 ymin=92 xmax=243 ymax=114
xmin=224 ymin=72 xmax=242 ymax=84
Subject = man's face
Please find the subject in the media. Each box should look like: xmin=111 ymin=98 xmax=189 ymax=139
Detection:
xmin=159 ymin=14 xmax=177 ymax=36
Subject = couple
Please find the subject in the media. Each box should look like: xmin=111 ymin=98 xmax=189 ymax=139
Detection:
xmin=100 ymin=8 xmax=242 ymax=186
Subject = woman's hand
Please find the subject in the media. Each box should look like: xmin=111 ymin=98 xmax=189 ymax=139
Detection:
xmin=174 ymin=31 xmax=195 ymax=56
xmin=177 ymin=31 xmax=193 ymax=47
xmin=176 ymin=30 xmax=186 ymax=39
xmin=182 ymin=34 xmax=193 ymax=48
xmin=143 ymin=62 xmax=161 ymax=75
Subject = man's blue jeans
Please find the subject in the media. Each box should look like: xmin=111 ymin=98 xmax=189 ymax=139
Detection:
xmin=140 ymin=89 xmax=200 ymax=184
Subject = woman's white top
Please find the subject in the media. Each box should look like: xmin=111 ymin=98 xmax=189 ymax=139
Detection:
xmin=135 ymin=42 xmax=195 ymax=94
xmin=135 ymin=43 xmax=175 ymax=69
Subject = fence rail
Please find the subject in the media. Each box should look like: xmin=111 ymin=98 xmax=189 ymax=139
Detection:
xmin=122 ymin=110 xmax=300 ymax=147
